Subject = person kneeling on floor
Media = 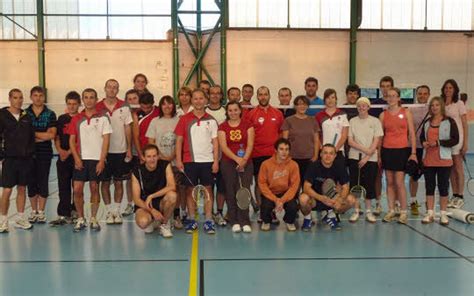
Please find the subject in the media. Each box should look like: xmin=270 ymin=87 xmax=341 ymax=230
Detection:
xmin=299 ymin=144 xmax=356 ymax=231
xmin=131 ymin=144 xmax=177 ymax=238
xmin=258 ymin=138 xmax=300 ymax=232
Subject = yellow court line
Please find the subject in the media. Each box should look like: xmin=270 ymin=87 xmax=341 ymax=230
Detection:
xmin=188 ymin=230 xmax=199 ymax=296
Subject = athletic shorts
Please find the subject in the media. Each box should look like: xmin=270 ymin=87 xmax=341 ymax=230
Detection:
xmin=73 ymin=160 xmax=101 ymax=182
xmin=134 ymin=197 xmax=163 ymax=213
xmin=1 ymin=157 xmax=33 ymax=188
xmin=101 ymin=153 xmax=131 ymax=182
xmin=381 ymin=147 xmax=410 ymax=172
xmin=183 ymin=162 xmax=214 ymax=187
xmin=28 ymin=158 xmax=52 ymax=198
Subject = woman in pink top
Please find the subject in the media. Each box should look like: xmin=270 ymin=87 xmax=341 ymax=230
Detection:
xmin=379 ymin=88 xmax=417 ymax=224
xmin=441 ymin=79 xmax=468 ymax=209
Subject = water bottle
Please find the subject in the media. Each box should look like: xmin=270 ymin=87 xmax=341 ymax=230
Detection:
xmin=237 ymin=144 xmax=245 ymax=158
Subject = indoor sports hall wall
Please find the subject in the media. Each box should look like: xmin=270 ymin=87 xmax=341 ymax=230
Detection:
xmin=0 ymin=29 xmax=473 ymax=148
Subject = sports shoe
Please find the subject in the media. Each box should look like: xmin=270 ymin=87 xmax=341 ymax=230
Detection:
xmin=447 ymin=196 xmax=456 ymax=208
xmin=440 ymin=213 xmax=449 ymax=226
xmin=0 ymin=220 xmax=9 ymax=233
xmin=410 ymin=201 xmax=420 ymax=216
xmin=373 ymin=203 xmax=382 ymax=216
xmin=261 ymin=223 xmax=270 ymax=231
xmin=394 ymin=204 xmax=401 ymax=216
xmin=215 ymin=213 xmax=227 ymax=226
xmin=90 ymin=217 xmax=101 ymax=231
xmin=301 ymin=218 xmax=312 ymax=232
xmin=349 ymin=211 xmax=360 ymax=223
xmin=105 ymin=212 xmax=114 ymax=224
xmin=28 ymin=211 xmax=38 ymax=223
xmin=323 ymin=215 xmax=341 ymax=230
xmin=122 ymin=203 xmax=134 ymax=216
xmin=242 ymin=225 xmax=252 ymax=233
xmin=366 ymin=212 xmax=377 ymax=223
xmin=160 ymin=222 xmax=173 ymax=238
xmin=36 ymin=211 xmax=47 ymax=223
xmin=14 ymin=217 xmax=33 ymax=230
xmin=271 ymin=211 xmax=280 ymax=225
xmin=174 ymin=217 xmax=183 ymax=230
xmin=286 ymin=223 xmax=296 ymax=232
xmin=114 ymin=211 xmax=123 ymax=224
xmin=73 ymin=218 xmax=87 ymax=232
xmin=452 ymin=198 xmax=464 ymax=209
xmin=71 ymin=210 xmax=78 ymax=223
xmin=421 ymin=213 xmax=434 ymax=224
xmin=203 ymin=220 xmax=216 ymax=234
xmin=232 ymin=224 xmax=241 ymax=233
xmin=383 ymin=211 xmax=397 ymax=223
xmin=185 ymin=220 xmax=198 ymax=233
xmin=49 ymin=216 xmax=68 ymax=226
xmin=397 ymin=212 xmax=408 ymax=224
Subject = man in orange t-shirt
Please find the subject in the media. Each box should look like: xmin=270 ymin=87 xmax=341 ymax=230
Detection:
xmin=258 ymin=138 xmax=300 ymax=232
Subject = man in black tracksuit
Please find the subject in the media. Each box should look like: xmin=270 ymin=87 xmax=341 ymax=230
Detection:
xmin=0 ymin=89 xmax=36 ymax=233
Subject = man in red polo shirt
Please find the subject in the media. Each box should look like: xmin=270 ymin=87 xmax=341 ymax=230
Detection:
xmin=96 ymin=79 xmax=133 ymax=225
xmin=175 ymin=88 xmax=219 ymax=234
xmin=244 ymin=86 xmax=284 ymax=221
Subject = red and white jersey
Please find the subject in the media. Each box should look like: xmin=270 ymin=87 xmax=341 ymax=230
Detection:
xmin=68 ymin=110 xmax=113 ymax=160
xmin=136 ymin=106 xmax=160 ymax=152
xmin=315 ymin=108 xmax=349 ymax=152
xmin=96 ymin=98 xmax=133 ymax=153
xmin=174 ymin=112 xmax=218 ymax=163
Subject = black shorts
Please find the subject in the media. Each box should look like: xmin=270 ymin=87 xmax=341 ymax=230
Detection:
xmin=28 ymin=158 xmax=52 ymax=198
xmin=134 ymin=197 xmax=163 ymax=213
xmin=1 ymin=157 xmax=33 ymax=188
xmin=381 ymin=147 xmax=410 ymax=172
xmin=73 ymin=160 xmax=101 ymax=182
xmin=183 ymin=162 xmax=214 ymax=187
xmin=101 ymin=153 xmax=131 ymax=182
xmin=348 ymin=159 xmax=378 ymax=200
xmin=252 ymin=156 xmax=271 ymax=176
xmin=213 ymin=171 xmax=226 ymax=194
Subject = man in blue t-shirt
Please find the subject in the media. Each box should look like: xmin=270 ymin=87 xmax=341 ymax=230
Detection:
xmin=304 ymin=77 xmax=324 ymax=116
xmin=299 ymin=144 xmax=355 ymax=231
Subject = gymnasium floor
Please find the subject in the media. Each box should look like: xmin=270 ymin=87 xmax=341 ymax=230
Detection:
xmin=1 ymin=158 xmax=473 ymax=296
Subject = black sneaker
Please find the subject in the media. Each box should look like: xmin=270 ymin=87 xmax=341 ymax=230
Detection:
xmin=49 ymin=216 xmax=68 ymax=226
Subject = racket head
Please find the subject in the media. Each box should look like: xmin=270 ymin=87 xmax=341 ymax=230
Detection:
xmin=236 ymin=187 xmax=252 ymax=210
xmin=192 ymin=185 xmax=208 ymax=208
xmin=350 ymin=185 xmax=367 ymax=199
xmin=322 ymin=178 xmax=338 ymax=199
xmin=467 ymin=178 xmax=474 ymax=197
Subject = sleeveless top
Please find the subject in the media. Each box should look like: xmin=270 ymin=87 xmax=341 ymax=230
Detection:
xmin=382 ymin=108 xmax=408 ymax=149
xmin=132 ymin=160 xmax=169 ymax=200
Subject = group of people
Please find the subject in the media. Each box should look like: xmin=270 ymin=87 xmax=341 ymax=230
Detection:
xmin=0 ymin=74 xmax=469 ymax=238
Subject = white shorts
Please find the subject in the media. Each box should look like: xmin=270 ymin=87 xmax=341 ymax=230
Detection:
xmin=452 ymin=137 xmax=464 ymax=156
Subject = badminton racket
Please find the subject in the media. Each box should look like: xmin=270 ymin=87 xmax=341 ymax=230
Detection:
xmin=350 ymin=153 xmax=367 ymax=199
xmin=180 ymin=169 xmax=210 ymax=211
xmin=462 ymin=156 xmax=474 ymax=196
xmin=322 ymin=178 xmax=338 ymax=199
xmin=236 ymin=172 xmax=252 ymax=210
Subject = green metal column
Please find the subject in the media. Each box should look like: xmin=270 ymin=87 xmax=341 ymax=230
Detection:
xmin=349 ymin=0 xmax=361 ymax=85
xmin=36 ymin=0 xmax=46 ymax=92
xmin=220 ymin=0 xmax=228 ymax=94
xmin=172 ymin=0 xmax=179 ymax=99
xmin=196 ymin=0 xmax=202 ymax=84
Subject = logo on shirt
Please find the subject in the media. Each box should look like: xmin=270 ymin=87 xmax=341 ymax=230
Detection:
xmin=273 ymin=169 xmax=288 ymax=180
xmin=258 ymin=117 xmax=265 ymax=125
xmin=398 ymin=114 xmax=404 ymax=119
xmin=229 ymin=129 xmax=242 ymax=142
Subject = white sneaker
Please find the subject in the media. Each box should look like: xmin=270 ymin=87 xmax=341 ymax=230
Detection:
xmin=366 ymin=212 xmax=376 ymax=223
xmin=452 ymin=198 xmax=465 ymax=209
xmin=397 ymin=211 xmax=408 ymax=224
xmin=0 ymin=220 xmax=9 ymax=233
xmin=28 ymin=211 xmax=38 ymax=223
xmin=215 ymin=213 xmax=227 ymax=226
xmin=15 ymin=217 xmax=33 ymax=230
xmin=73 ymin=218 xmax=87 ymax=232
xmin=122 ymin=203 xmax=134 ymax=216
xmin=394 ymin=204 xmax=401 ymax=216
xmin=349 ymin=211 xmax=360 ymax=223
xmin=440 ymin=213 xmax=449 ymax=226
xmin=421 ymin=213 xmax=434 ymax=224
xmin=261 ymin=223 xmax=270 ymax=231
xmin=373 ymin=203 xmax=382 ymax=216
xmin=160 ymin=222 xmax=173 ymax=238
xmin=36 ymin=211 xmax=47 ymax=223
xmin=114 ymin=211 xmax=123 ymax=224
xmin=242 ymin=225 xmax=252 ymax=233
xmin=90 ymin=217 xmax=101 ymax=231
xmin=105 ymin=212 xmax=114 ymax=224
xmin=232 ymin=224 xmax=242 ymax=233
xmin=286 ymin=223 xmax=296 ymax=232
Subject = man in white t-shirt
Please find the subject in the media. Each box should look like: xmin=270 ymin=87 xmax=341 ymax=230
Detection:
xmin=96 ymin=79 xmax=133 ymax=225
xmin=69 ymin=88 xmax=112 ymax=232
